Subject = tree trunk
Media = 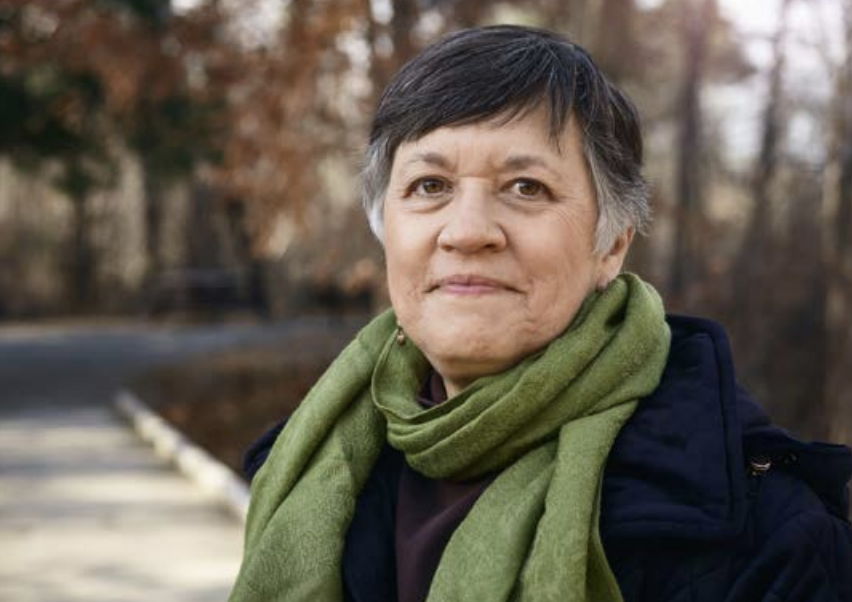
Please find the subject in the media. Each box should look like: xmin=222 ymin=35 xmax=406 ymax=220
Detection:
xmin=835 ymin=0 xmax=852 ymax=261
xmin=143 ymin=164 xmax=163 ymax=285
xmin=670 ymin=0 xmax=714 ymax=299
xmin=730 ymin=0 xmax=792 ymax=383
xmin=68 ymin=193 xmax=95 ymax=312
xmin=592 ymin=0 xmax=638 ymax=84
xmin=224 ymin=198 xmax=271 ymax=319
xmin=749 ymin=0 xmax=789 ymax=239
xmin=391 ymin=0 xmax=419 ymax=64
xmin=824 ymin=0 xmax=852 ymax=446
xmin=363 ymin=0 xmax=421 ymax=100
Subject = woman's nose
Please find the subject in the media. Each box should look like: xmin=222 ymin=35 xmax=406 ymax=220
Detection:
xmin=436 ymin=184 xmax=507 ymax=253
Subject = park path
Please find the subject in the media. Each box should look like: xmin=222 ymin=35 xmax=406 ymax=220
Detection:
xmin=0 ymin=317 xmax=358 ymax=602
xmin=0 ymin=404 xmax=243 ymax=602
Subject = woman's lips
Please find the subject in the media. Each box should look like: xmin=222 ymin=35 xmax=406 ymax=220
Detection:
xmin=431 ymin=275 xmax=515 ymax=295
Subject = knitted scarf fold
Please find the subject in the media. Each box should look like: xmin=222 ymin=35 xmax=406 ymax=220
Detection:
xmin=228 ymin=273 xmax=671 ymax=602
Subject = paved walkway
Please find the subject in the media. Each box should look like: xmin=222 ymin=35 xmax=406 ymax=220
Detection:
xmin=0 ymin=317 xmax=368 ymax=601
xmin=0 ymin=404 xmax=244 ymax=602
xmin=0 ymin=321 xmax=302 ymax=602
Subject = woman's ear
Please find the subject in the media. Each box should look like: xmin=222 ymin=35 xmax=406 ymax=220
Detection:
xmin=596 ymin=227 xmax=635 ymax=290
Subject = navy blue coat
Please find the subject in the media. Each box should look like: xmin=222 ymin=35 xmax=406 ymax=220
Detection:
xmin=245 ymin=315 xmax=852 ymax=601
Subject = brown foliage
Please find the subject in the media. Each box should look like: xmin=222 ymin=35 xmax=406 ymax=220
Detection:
xmin=3 ymin=0 xmax=851 ymax=446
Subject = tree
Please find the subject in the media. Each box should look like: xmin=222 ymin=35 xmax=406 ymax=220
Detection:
xmin=724 ymin=0 xmax=795 ymax=410
xmin=0 ymin=0 xmax=223 ymax=309
xmin=0 ymin=1 xmax=115 ymax=308
xmin=591 ymin=0 xmax=641 ymax=84
xmin=670 ymin=0 xmax=716 ymax=299
xmin=823 ymin=0 xmax=852 ymax=444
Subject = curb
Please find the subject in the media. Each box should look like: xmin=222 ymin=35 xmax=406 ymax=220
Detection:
xmin=114 ymin=388 xmax=250 ymax=523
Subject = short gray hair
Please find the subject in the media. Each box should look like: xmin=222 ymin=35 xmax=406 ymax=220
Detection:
xmin=362 ymin=25 xmax=650 ymax=255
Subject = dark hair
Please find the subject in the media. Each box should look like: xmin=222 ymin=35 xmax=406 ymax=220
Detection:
xmin=362 ymin=25 xmax=649 ymax=254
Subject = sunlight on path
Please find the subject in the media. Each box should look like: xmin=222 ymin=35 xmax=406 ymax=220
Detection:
xmin=0 ymin=406 xmax=243 ymax=602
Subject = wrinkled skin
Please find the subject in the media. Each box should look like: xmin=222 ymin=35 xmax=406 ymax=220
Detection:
xmin=383 ymin=108 xmax=633 ymax=396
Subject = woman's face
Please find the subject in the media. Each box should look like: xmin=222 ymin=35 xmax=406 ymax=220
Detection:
xmin=383 ymin=108 xmax=632 ymax=396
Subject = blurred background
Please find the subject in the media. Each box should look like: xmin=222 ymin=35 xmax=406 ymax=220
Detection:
xmin=1 ymin=0 xmax=850 ymax=453
xmin=2 ymin=2 xmax=851 ymax=597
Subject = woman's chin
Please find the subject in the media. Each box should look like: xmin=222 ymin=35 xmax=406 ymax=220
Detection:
xmin=407 ymin=310 xmax=540 ymax=374
xmin=417 ymin=336 xmax=528 ymax=392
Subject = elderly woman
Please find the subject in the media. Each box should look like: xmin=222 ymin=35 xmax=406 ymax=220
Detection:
xmin=229 ymin=26 xmax=852 ymax=602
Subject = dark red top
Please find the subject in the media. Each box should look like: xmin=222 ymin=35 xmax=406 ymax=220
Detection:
xmin=394 ymin=373 xmax=495 ymax=602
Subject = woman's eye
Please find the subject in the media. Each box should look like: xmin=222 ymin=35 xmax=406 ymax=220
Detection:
xmin=413 ymin=178 xmax=447 ymax=196
xmin=513 ymin=179 xmax=545 ymax=198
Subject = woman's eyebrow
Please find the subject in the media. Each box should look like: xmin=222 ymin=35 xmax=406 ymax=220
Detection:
xmin=400 ymin=151 xmax=561 ymax=178
xmin=502 ymin=154 xmax=560 ymax=176
xmin=403 ymin=151 xmax=451 ymax=169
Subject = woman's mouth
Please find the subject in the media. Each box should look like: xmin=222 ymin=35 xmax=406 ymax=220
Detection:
xmin=431 ymin=275 xmax=516 ymax=295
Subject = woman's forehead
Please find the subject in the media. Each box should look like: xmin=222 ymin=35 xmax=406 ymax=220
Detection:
xmin=392 ymin=110 xmax=583 ymax=172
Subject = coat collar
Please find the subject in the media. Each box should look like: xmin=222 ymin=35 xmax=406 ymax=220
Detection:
xmin=601 ymin=314 xmax=851 ymax=542
xmin=601 ymin=314 xmax=748 ymax=542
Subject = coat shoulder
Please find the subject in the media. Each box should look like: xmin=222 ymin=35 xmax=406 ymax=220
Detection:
xmin=603 ymin=313 xmax=852 ymax=602
xmin=726 ymin=466 xmax=852 ymax=601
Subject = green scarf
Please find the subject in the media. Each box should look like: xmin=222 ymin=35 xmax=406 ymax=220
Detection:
xmin=229 ymin=274 xmax=671 ymax=602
